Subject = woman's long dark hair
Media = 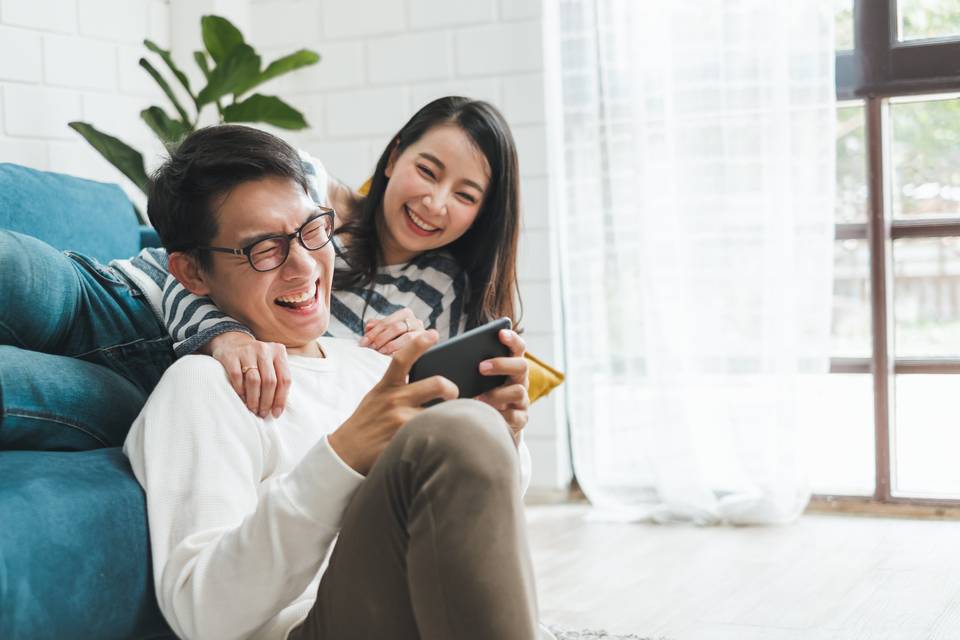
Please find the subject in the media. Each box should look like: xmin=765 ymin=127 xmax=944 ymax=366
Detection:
xmin=333 ymin=96 xmax=522 ymax=330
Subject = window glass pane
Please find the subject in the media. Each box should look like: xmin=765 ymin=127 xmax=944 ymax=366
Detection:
xmin=833 ymin=239 xmax=872 ymax=357
xmin=799 ymin=374 xmax=875 ymax=496
xmin=893 ymin=374 xmax=960 ymax=498
xmin=837 ymin=103 xmax=867 ymax=223
xmin=891 ymin=95 xmax=960 ymax=219
xmin=893 ymin=237 xmax=960 ymax=356
xmin=835 ymin=0 xmax=855 ymax=50
xmin=897 ymin=0 xmax=960 ymax=41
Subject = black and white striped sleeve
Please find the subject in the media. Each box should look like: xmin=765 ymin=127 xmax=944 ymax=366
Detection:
xmin=161 ymin=277 xmax=252 ymax=358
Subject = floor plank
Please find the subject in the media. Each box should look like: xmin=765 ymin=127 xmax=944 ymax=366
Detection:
xmin=525 ymin=504 xmax=960 ymax=638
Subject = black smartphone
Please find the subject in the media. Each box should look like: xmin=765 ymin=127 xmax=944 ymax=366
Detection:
xmin=409 ymin=317 xmax=513 ymax=404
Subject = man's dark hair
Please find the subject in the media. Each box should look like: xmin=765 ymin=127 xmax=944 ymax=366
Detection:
xmin=147 ymin=124 xmax=309 ymax=270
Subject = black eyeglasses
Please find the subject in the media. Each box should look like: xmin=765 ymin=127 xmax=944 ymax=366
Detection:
xmin=201 ymin=207 xmax=336 ymax=272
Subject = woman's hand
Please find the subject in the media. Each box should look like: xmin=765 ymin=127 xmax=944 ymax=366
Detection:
xmin=476 ymin=329 xmax=530 ymax=446
xmin=204 ymin=332 xmax=292 ymax=419
xmin=359 ymin=308 xmax=425 ymax=355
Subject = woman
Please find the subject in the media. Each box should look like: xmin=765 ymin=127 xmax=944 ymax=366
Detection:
xmin=0 ymin=97 xmax=523 ymax=446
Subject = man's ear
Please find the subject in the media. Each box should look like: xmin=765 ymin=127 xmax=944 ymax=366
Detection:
xmin=168 ymin=251 xmax=212 ymax=296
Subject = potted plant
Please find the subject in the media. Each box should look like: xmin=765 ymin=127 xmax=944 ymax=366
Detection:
xmin=69 ymin=14 xmax=319 ymax=214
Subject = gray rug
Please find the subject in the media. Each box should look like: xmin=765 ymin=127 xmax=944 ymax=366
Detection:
xmin=550 ymin=627 xmax=668 ymax=640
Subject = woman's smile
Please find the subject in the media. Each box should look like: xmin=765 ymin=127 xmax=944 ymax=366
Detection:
xmin=403 ymin=205 xmax=442 ymax=236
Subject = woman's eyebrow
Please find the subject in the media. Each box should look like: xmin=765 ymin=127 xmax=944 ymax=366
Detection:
xmin=418 ymin=152 xmax=486 ymax=193
xmin=418 ymin=152 xmax=445 ymax=169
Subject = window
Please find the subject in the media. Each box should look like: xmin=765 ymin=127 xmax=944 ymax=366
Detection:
xmin=819 ymin=0 xmax=960 ymax=507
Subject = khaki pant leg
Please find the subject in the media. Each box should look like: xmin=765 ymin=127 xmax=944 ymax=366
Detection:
xmin=289 ymin=399 xmax=538 ymax=640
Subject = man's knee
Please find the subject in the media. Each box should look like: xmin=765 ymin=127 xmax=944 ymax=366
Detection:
xmin=397 ymin=399 xmax=519 ymax=485
xmin=0 ymin=230 xmax=37 ymax=276
xmin=0 ymin=232 xmax=79 ymax=348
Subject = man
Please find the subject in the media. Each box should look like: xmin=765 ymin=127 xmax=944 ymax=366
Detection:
xmin=123 ymin=125 xmax=538 ymax=639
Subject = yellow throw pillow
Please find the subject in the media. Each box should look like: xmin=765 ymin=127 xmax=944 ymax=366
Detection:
xmin=356 ymin=177 xmax=564 ymax=403
xmin=525 ymin=351 xmax=565 ymax=403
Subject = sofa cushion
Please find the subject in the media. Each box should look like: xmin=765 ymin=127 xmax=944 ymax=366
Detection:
xmin=0 ymin=163 xmax=140 ymax=263
xmin=0 ymin=448 xmax=173 ymax=640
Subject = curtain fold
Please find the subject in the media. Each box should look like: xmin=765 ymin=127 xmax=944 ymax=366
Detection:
xmin=556 ymin=0 xmax=837 ymax=525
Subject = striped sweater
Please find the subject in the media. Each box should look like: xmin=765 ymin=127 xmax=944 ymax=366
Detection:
xmin=111 ymin=151 xmax=469 ymax=357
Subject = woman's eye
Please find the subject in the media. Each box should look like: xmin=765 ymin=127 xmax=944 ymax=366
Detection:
xmin=458 ymin=193 xmax=477 ymax=204
xmin=417 ymin=164 xmax=436 ymax=179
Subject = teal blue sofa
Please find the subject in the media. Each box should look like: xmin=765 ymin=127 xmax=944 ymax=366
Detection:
xmin=0 ymin=164 xmax=174 ymax=639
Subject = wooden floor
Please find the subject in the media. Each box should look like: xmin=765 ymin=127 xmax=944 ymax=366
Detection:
xmin=525 ymin=503 xmax=960 ymax=639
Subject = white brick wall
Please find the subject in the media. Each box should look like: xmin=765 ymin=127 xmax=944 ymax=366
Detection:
xmin=366 ymin=31 xmax=453 ymax=84
xmin=1 ymin=0 xmax=78 ymax=34
xmin=241 ymin=0 xmax=570 ymax=491
xmin=44 ymin=35 xmax=119 ymax=90
xmin=0 ymin=0 xmax=171 ymax=207
xmin=455 ymin=21 xmax=543 ymax=76
xmin=0 ymin=26 xmax=42 ymax=82
xmin=3 ymin=85 xmax=83 ymax=138
xmin=78 ymin=0 xmax=149 ymax=44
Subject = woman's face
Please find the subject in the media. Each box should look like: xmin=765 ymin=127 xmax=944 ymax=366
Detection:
xmin=380 ymin=124 xmax=491 ymax=265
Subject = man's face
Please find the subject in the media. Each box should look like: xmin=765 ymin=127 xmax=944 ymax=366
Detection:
xmin=199 ymin=176 xmax=334 ymax=355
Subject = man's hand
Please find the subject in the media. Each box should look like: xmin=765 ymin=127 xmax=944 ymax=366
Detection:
xmin=203 ymin=332 xmax=292 ymax=419
xmin=358 ymin=308 xmax=425 ymax=355
xmin=476 ymin=329 xmax=530 ymax=447
xmin=329 ymin=329 xmax=458 ymax=475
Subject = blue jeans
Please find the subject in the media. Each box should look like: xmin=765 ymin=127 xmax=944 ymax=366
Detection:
xmin=0 ymin=231 xmax=174 ymax=451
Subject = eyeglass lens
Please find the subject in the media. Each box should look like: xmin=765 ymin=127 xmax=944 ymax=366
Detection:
xmin=249 ymin=214 xmax=333 ymax=271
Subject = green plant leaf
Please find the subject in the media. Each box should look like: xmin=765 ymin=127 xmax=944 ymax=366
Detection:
xmin=140 ymin=106 xmax=189 ymax=145
xmin=139 ymin=57 xmax=192 ymax=125
xmin=197 ymin=44 xmax=260 ymax=106
xmin=68 ymin=121 xmax=149 ymax=195
xmin=222 ymin=94 xmax=308 ymax=129
xmin=202 ymin=15 xmax=245 ymax=65
xmin=193 ymin=50 xmax=223 ymax=119
xmin=144 ymin=39 xmax=196 ymax=108
xmin=193 ymin=50 xmax=212 ymax=80
xmin=237 ymin=49 xmax=320 ymax=95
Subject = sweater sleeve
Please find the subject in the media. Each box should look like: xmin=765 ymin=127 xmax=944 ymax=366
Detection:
xmin=124 ymin=356 xmax=364 ymax=640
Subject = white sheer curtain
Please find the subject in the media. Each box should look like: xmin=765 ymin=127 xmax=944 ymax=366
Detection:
xmin=555 ymin=0 xmax=836 ymax=525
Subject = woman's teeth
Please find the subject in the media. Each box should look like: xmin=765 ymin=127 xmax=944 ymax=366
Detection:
xmin=406 ymin=207 xmax=440 ymax=232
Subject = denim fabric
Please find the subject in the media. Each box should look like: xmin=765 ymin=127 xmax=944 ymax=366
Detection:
xmin=0 ymin=231 xmax=174 ymax=451
xmin=0 ymin=448 xmax=174 ymax=640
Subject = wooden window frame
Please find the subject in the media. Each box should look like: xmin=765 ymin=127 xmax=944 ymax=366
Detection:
xmin=817 ymin=0 xmax=960 ymax=511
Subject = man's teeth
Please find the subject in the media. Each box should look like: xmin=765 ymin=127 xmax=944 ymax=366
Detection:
xmin=276 ymin=285 xmax=316 ymax=304
xmin=407 ymin=207 xmax=439 ymax=232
